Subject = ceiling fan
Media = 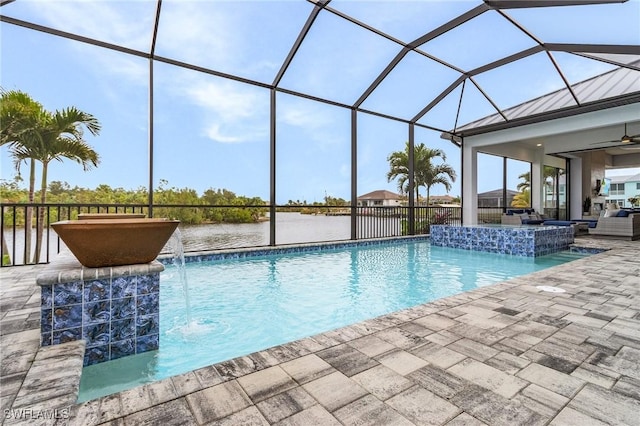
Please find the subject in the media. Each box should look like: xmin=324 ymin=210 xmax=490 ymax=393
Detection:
xmin=592 ymin=123 xmax=640 ymax=149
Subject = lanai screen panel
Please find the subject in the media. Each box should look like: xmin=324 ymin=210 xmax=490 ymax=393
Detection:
xmin=419 ymin=9 xmax=535 ymax=71
xmin=275 ymin=92 xmax=351 ymax=206
xmin=328 ymin=0 xmax=475 ymax=43
xmin=360 ymin=51 xmax=462 ymax=122
xmin=154 ymin=0 xmax=312 ymax=84
xmin=153 ymin=63 xmax=271 ymax=198
xmin=278 ymin=9 xmax=401 ymax=105
xmin=356 ymin=114 xmax=409 ymax=196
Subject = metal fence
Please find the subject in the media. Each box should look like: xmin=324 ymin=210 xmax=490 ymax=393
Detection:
xmin=1 ymin=203 xmax=463 ymax=267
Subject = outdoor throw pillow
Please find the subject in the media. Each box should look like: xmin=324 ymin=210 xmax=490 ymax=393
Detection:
xmin=604 ymin=209 xmax=620 ymax=217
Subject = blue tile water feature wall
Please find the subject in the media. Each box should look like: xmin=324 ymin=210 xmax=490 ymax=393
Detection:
xmin=37 ymin=254 xmax=164 ymax=366
xmin=430 ymin=225 xmax=574 ymax=256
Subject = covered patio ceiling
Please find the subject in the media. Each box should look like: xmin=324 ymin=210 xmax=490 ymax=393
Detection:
xmin=469 ymin=112 xmax=640 ymax=171
xmin=2 ymin=0 xmax=639 ymax=144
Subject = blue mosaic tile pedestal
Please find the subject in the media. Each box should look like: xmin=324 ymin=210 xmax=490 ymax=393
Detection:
xmin=36 ymin=251 xmax=164 ymax=366
xmin=430 ymin=224 xmax=574 ymax=256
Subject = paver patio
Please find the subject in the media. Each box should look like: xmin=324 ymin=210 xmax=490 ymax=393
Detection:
xmin=1 ymin=236 xmax=639 ymax=425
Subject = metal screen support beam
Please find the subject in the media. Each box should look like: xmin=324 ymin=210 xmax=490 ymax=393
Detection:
xmin=485 ymin=0 xmax=626 ymax=9
xmin=0 ymin=15 xmax=149 ymax=59
xmin=503 ymin=157 xmax=508 ymax=211
xmin=545 ymin=43 xmax=640 ymax=55
xmin=460 ymin=136 xmax=466 ymax=225
xmin=270 ymin=89 xmax=277 ymax=246
xmin=566 ymin=159 xmax=572 ymax=220
xmin=148 ymin=60 xmax=155 ymax=218
xmin=351 ymin=109 xmax=357 ymax=240
xmin=408 ymin=124 xmax=415 ymax=235
xmin=147 ymin=0 xmax=162 ymax=218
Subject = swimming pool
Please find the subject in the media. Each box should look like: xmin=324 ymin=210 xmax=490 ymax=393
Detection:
xmin=78 ymin=240 xmax=589 ymax=402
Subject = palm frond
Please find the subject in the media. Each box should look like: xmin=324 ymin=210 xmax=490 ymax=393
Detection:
xmin=47 ymin=137 xmax=100 ymax=170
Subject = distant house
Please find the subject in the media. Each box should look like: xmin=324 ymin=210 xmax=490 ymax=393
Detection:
xmin=426 ymin=194 xmax=458 ymax=206
xmin=477 ymin=189 xmax=518 ymax=208
xmin=606 ymin=173 xmax=640 ymax=208
xmin=357 ymin=190 xmax=403 ymax=207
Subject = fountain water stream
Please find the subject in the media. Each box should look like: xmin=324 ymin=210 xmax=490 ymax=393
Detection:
xmin=167 ymin=228 xmax=193 ymax=326
xmin=166 ymin=228 xmax=217 ymax=338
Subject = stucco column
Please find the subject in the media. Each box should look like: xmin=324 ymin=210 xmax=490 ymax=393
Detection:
xmin=570 ymin=157 xmax=584 ymax=219
xmin=531 ymin=149 xmax=544 ymax=214
xmin=462 ymin=143 xmax=478 ymax=225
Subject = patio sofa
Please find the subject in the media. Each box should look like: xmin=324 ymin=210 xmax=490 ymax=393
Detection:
xmin=501 ymin=209 xmax=545 ymax=225
xmin=542 ymin=220 xmax=589 ymax=235
xmin=588 ymin=209 xmax=640 ymax=240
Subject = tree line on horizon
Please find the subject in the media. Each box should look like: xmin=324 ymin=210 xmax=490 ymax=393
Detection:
xmin=0 ymin=179 xmax=270 ymax=225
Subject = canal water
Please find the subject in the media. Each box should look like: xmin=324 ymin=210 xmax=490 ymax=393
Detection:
xmin=3 ymin=213 xmax=401 ymax=263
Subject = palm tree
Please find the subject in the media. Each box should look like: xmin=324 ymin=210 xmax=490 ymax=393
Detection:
xmin=1 ymin=90 xmax=101 ymax=263
xmin=387 ymin=146 xmax=412 ymax=198
xmin=516 ymin=168 xmax=562 ymax=209
xmin=31 ymin=108 xmax=101 ymax=262
xmin=420 ymin=151 xmax=457 ymax=205
xmin=511 ymin=189 xmax=530 ymax=207
xmin=544 ymin=165 xmax=565 ymax=208
xmin=387 ymin=142 xmax=456 ymax=205
xmin=517 ymin=171 xmax=531 ymax=193
xmin=1 ymin=90 xmax=45 ymax=262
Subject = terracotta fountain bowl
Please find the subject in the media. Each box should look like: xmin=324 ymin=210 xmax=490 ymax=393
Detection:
xmin=51 ymin=218 xmax=180 ymax=268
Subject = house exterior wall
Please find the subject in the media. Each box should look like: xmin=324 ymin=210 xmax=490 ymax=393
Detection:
xmin=357 ymin=199 xmax=402 ymax=207
xmin=607 ymin=179 xmax=640 ymax=207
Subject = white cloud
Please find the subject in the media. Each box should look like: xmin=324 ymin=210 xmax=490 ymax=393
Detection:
xmin=280 ymin=106 xmax=320 ymax=129
xmin=153 ymin=68 xmax=268 ymax=144
xmin=279 ymin=99 xmax=335 ymax=130
xmin=186 ymin=81 xmax=263 ymax=123
xmin=340 ymin=163 xmax=350 ymax=178
xmin=204 ymin=124 xmax=243 ymax=144
xmin=15 ymin=0 xmax=151 ymax=84
xmin=153 ymin=0 xmax=234 ymax=67
xmin=279 ymin=100 xmax=349 ymax=149
xmin=177 ymin=73 xmax=270 ymax=143
xmin=99 ymin=52 xmax=149 ymax=85
xmin=22 ymin=0 xmax=154 ymax=50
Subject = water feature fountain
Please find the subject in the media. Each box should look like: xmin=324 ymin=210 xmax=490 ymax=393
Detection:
xmin=37 ymin=216 xmax=180 ymax=365
xmin=51 ymin=217 xmax=179 ymax=267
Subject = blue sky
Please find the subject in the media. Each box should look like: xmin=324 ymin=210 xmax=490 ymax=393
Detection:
xmin=1 ymin=0 xmax=639 ymax=203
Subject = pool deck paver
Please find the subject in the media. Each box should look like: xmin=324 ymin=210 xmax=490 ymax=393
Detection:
xmin=1 ymin=236 xmax=639 ymax=425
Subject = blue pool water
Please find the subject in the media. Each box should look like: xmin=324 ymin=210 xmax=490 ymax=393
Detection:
xmin=78 ymin=241 xmax=588 ymax=401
